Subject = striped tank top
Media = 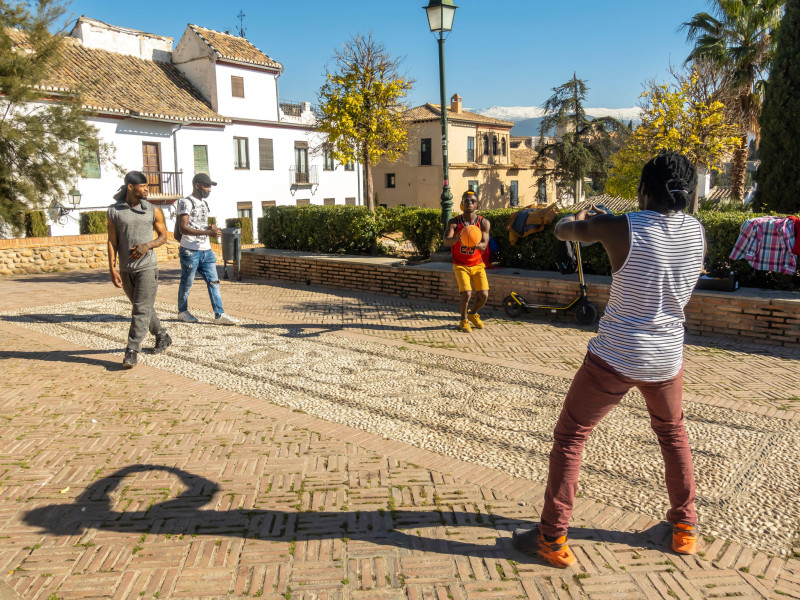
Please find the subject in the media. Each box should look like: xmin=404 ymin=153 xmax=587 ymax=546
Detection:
xmin=587 ymin=210 xmax=705 ymax=382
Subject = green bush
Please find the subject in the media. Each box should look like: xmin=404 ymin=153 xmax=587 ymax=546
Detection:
xmin=255 ymin=204 xmax=798 ymax=290
xmin=225 ymin=217 xmax=253 ymax=245
xmin=377 ymin=206 xmax=442 ymax=258
xmin=258 ymin=206 xmax=380 ymax=254
xmin=24 ymin=211 xmax=49 ymax=237
xmin=479 ymin=209 xmax=613 ymax=276
xmin=483 ymin=208 xmax=798 ymax=291
xmin=79 ymin=211 xmax=107 ymax=234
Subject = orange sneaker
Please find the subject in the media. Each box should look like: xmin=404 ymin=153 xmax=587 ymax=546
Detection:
xmin=458 ymin=319 xmax=472 ymax=333
xmin=467 ymin=312 xmax=485 ymax=329
xmin=512 ymin=526 xmax=576 ymax=568
xmin=672 ymin=522 xmax=698 ymax=555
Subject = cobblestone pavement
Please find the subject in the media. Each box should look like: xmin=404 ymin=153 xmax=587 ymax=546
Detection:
xmin=1 ymin=267 xmax=800 ymax=600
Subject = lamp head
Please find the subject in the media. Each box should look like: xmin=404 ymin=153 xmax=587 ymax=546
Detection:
xmin=424 ymin=0 xmax=457 ymax=33
xmin=68 ymin=188 xmax=82 ymax=208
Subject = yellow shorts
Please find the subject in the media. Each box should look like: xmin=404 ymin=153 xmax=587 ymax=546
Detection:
xmin=453 ymin=263 xmax=489 ymax=293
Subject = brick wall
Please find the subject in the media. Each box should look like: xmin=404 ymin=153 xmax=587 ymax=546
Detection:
xmin=0 ymin=233 xmax=181 ymax=276
xmin=0 ymin=232 xmax=264 ymax=277
xmin=241 ymin=249 xmax=800 ymax=346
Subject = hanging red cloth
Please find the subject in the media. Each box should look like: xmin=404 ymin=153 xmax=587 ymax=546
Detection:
xmin=788 ymin=215 xmax=800 ymax=256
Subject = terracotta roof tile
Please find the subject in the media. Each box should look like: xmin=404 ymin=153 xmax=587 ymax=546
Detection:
xmin=573 ymin=195 xmax=638 ymax=213
xmin=9 ymin=29 xmax=228 ymax=124
xmin=404 ymin=103 xmax=514 ymax=127
xmin=188 ymin=25 xmax=282 ymax=70
xmin=704 ymin=186 xmax=753 ymax=203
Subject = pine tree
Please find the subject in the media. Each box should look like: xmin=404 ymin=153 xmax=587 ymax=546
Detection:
xmin=754 ymin=0 xmax=800 ymax=213
xmin=0 ymin=0 xmax=112 ymax=233
xmin=534 ymin=74 xmax=628 ymax=203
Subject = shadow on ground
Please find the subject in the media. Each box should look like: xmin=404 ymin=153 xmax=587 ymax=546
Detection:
xmin=23 ymin=464 xmax=675 ymax=566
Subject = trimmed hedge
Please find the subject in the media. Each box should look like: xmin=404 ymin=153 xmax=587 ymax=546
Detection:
xmin=480 ymin=209 xmax=613 ymax=276
xmin=481 ymin=208 xmax=798 ymax=291
xmin=378 ymin=206 xmax=442 ymax=258
xmin=258 ymin=206 xmax=380 ymax=254
xmin=24 ymin=211 xmax=49 ymax=237
xmin=225 ymin=217 xmax=253 ymax=245
xmin=255 ymin=205 xmax=798 ymax=290
xmin=79 ymin=211 xmax=107 ymax=234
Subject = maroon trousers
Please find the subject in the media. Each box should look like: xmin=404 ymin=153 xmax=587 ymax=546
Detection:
xmin=539 ymin=352 xmax=697 ymax=538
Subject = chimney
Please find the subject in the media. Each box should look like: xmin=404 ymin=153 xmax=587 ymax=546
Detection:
xmin=450 ymin=93 xmax=462 ymax=114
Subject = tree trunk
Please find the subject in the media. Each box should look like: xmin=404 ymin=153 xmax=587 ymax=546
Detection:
xmin=689 ymin=184 xmax=700 ymax=214
xmin=730 ymin=135 xmax=748 ymax=202
xmin=574 ymin=179 xmax=582 ymax=205
xmin=363 ymin=150 xmax=374 ymax=212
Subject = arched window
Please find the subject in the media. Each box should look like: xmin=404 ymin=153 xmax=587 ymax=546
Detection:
xmin=482 ymin=134 xmax=489 ymax=155
xmin=492 ymin=135 xmax=498 ymax=155
xmin=501 ymin=138 xmax=507 ymax=157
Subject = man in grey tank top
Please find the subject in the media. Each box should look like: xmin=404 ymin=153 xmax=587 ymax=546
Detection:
xmin=512 ymin=153 xmax=705 ymax=567
xmin=107 ymin=171 xmax=171 ymax=368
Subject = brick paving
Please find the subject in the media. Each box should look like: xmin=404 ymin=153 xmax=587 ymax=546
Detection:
xmin=1 ymin=266 xmax=799 ymax=600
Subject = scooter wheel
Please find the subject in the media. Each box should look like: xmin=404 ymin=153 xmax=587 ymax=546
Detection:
xmin=503 ymin=294 xmax=526 ymax=319
xmin=574 ymin=301 xmax=598 ymax=325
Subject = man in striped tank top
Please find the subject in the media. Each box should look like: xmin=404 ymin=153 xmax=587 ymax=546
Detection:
xmin=512 ymin=153 xmax=705 ymax=568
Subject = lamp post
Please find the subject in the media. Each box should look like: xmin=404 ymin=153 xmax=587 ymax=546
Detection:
xmin=424 ymin=0 xmax=458 ymax=235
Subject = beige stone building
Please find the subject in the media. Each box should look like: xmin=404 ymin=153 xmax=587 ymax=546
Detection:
xmin=372 ymin=94 xmax=555 ymax=211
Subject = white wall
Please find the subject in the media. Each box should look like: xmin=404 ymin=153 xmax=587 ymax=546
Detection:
xmin=49 ymin=116 xmax=181 ymax=237
xmin=215 ymin=63 xmax=280 ymax=122
xmin=172 ymin=28 xmax=218 ymax=112
xmin=48 ymin=116 xmax=360 ymax=239
xmin=72 ymin=18 xmax=173 ymax=62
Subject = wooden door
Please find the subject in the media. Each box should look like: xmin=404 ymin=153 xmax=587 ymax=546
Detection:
xmin=142 ymin=142 xmax=162 ymax=195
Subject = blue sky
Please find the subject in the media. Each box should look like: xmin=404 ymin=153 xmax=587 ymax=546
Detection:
xmin=61 ymin=0 xmax=709 ymax=110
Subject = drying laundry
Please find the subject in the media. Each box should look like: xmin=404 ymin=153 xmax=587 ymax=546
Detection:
xmin=730 ymin=216 xmax=797 ymax=275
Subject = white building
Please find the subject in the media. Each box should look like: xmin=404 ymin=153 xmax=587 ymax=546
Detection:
xmin=33 ymin=17 xmax=361 ymax=239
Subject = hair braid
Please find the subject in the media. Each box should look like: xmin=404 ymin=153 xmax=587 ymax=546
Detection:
xmin=639 ymin=151 xmax=697 ymax=212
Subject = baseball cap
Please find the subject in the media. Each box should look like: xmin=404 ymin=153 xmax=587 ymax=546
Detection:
xmin=192 ymin=173 xmax=217 ymax=186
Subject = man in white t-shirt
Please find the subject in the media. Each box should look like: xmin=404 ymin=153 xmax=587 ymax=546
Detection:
xmin=176 ymin=173 xmax=238 ymax=325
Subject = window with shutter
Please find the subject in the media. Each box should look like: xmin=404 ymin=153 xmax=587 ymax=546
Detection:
xmin=259 ymin=139 xmax=274 ymax=170
xmin=233 ymin=137 xmax=249 ymax=169
xmin=231 ymin=76 xmax=244 ymax=98
xmin=79 ymin=141 xmax=101 ymax=178
xmin=193 ymin=145 xmax=209 ymax=175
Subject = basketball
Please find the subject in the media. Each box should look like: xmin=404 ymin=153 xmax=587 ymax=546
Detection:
xmin=459 ymin=224 xmax=481 ymax=248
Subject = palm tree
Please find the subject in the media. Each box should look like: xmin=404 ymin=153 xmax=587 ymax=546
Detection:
xmin=682 ymin=0 xmax=785 ymax=200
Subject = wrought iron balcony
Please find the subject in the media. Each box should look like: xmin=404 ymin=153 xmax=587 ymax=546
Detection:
xmin=290 ymin=165 xmax=319 ymax=186
xmin=143 ymin=170 xmax=183 ymax=199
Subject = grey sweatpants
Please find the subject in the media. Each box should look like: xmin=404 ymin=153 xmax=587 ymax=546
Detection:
xmin=121 ymin=268 xmax=164 ymax=352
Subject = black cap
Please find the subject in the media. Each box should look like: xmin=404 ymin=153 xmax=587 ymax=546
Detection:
xmin=192 ymin=173 xmax=217 ymax=186
xmin=124 ymin=170 xmax=148 ymax=185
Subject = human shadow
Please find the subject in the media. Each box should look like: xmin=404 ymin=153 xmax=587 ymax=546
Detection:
xmin=2 ymin=312 xmax=128 ymax=325
xmin=23 ymin=465 xmax=674 ymax=563
xmin=0 ymin=348 xmax=126 ymax=371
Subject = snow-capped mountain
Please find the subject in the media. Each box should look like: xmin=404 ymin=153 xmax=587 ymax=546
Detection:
xmin=472 ymin=105 xmax=642 ymax=137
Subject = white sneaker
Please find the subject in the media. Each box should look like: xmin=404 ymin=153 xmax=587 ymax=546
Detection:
xmin=214 ymin=313 xmax=238 ymax=326
xmin=178 ymin=311 xmax=199 ymax=323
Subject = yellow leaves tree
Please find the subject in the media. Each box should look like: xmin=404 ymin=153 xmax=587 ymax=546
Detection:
xmin=607 ymin=70 xmax=740 ymax=211
xmin=316 ymin=33 xmax=413 ymax=212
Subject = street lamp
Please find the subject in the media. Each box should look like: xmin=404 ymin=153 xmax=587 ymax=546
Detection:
xmin=424 ymin=0 xmax=458 ymax=236
xmin=68 ymin=188 xmax=82 ymax=209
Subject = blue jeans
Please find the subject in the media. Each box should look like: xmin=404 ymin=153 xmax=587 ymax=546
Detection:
xmin=178 ymin=248 xmax=224 ymax=317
